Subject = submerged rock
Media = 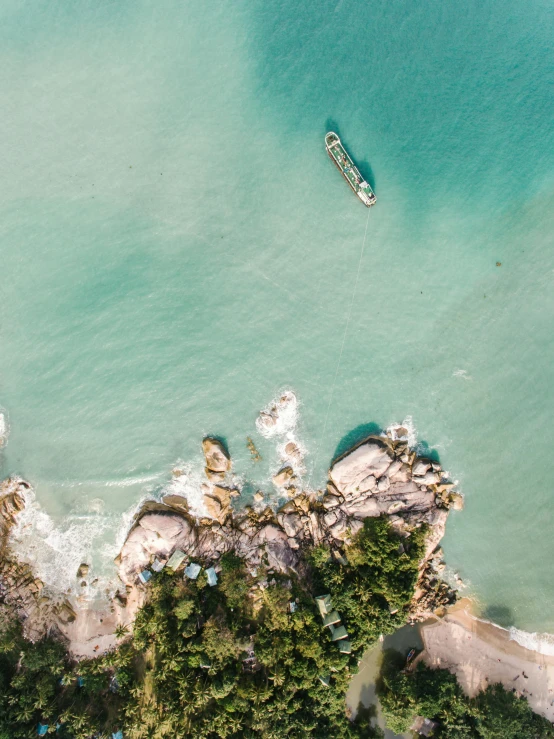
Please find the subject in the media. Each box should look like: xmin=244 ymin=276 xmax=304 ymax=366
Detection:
xmin=77 ymin=563 xmax=89 ymax=579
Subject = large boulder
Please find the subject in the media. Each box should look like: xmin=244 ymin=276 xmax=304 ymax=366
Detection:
xmin=253 ymin=524 xmax=298 ymax=572
xmin=202 ymin=438 xmax=231 ymax=474
xmin=329 ymin=438 xmax=393 ymax=495
xmin=118 ymin=512 xmax=195 ymax=584
xmin=344 ymin=497 xmax=380 ymax=519
xmin=203 ymin=485 xmax=238 ymax=523
xmin=272 ymin=466 xmax=295 ymax=488
xmin=412 ymin=459 xmax=431 ymax=476
xmin=279 ymin=512 xmax=303 ymax=539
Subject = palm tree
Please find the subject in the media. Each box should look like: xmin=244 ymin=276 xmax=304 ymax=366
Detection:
xmin=114 ymin=623 xmax=129 ymax=639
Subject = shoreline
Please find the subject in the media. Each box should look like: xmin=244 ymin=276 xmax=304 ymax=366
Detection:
xmin=4 ymin=406 xmax=554 ymax=726
xmin=420 ymin=598 xmax=554 ymax=722
xmin=0 ymin=408 xmax=461 ymax=658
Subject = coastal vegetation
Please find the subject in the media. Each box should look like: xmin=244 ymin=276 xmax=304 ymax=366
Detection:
xmin=0 ymin=515 xmax=552 ymax=737
xmin=0 ymin=516 xmax=422 ymax=738
xmin=0 ymin=433 xmax=551 ymax=737
xmin=378 ymin=651 xmax=554 ymax=738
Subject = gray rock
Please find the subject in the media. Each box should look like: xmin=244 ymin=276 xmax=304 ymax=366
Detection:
xmin=329 ymin=438 xmax=393 ymax=495
xmin=280 ymin=513 xmax=303 ymax=539
xmin=254 ymin=525 xmax=298 ymax=572
xmin=329 ymin=517 xmax=350 ymax=541
xmin=414 ymin=470 xmax=441 ymax=485
xmin=323 ymin=510 xmax=339 ymax=528
xmin=388 ymin=481 xmax=420 ymax=496
xmin=412 ymin=459 xmax=431 ymax=476
xmin=377 ymin=476 xmax=390 ymax=492
xmin=388 ymin=461 xmax=411 ymax=483
xmin=345 ymin=498 xmax=380 ymax=519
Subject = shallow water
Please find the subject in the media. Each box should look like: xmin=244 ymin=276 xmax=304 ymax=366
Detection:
xmin=0 ymin=0 xmax=553 ymax=626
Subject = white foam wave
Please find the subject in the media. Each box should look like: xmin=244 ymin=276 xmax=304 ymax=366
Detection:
xmin=53 ymin=474 xmax=162 ymax=488
xmin=7 ymin=481 xmax=164 ymax=603
xmin=387 ymin=416 xmax=419 ymax=450
xmin=255 ymin=390 xmax=298 ymax=439
xmin=277 ymin=433 xmax=307 ymax=475
xmin=0 ymin=410 xmax=9 ymax=446
xmin=509 ymin=627 xmax=554 ymax=656
xmin=9 ymin=485 xmax=115 ymax=599
xmin=160 ymin=462 xmax=208 ymax=517
xmin=453 ymin=368 xmax=472 ymax=380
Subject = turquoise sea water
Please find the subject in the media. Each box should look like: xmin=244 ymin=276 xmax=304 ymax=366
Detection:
xmin=0 ymin=0 xmax=553 ymax=628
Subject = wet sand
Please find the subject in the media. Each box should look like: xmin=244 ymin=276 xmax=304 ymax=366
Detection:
xmin=421 ymin=600 xmax=554 ymax=722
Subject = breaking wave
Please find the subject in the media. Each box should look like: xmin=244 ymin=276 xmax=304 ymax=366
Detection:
xmin=8 ymin=483 xmax=159 ymax=602
xmin=0 ymin=409 xmax=8 ymax=447
xmin=509 ymin=627 xmax=554 ymax=657
xmin=255 ymin=390 xmax=298 ymax=439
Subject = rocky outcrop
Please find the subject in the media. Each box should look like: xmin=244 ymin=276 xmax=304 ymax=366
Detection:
xmin=0 ymin=426 xmax=463 ymax=654
xmin=329 ymin=437 xmax=394 ymax=495
xmin=255 ymin=391 xmax=297 ymax=437
xmin=0 ymin=477 xmax=26 ymax=551
xmin=116 ymin=431 xmax=462 ymax=621
xmin=202 ymin=437 xmax=231 ymax=475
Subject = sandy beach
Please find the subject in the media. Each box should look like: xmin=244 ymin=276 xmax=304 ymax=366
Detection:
xmin=421 ymin=600 xmax=554 ymax=722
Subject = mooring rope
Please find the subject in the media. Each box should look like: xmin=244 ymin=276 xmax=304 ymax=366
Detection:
xmin=318 ymin=208 xmax=372 ymax=464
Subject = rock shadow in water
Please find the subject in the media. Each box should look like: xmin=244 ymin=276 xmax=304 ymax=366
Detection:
xmin=414 ymin=440 xmax=441 ymax=464
xmin=331 ymin=422 xmax=382 ymax=464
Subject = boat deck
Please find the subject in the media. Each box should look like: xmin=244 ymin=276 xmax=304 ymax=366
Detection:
xmin=325 ymin=132 xmax=376 ymax=206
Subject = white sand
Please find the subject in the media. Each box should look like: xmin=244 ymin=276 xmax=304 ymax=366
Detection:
xmin=62 ymin=586 xmax=145 ymax=660
xmin=421 ymin=601 xmax=554 ymax=722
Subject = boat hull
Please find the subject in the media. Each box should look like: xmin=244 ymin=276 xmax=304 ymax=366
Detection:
xmin=325 ymin=132 xmax=376 ymax=207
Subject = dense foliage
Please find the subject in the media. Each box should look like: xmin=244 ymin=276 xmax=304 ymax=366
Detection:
xmin=378 ymin=651 xmax=554 ymax=738
xmin=0 ymin=606 xmax=130 ymax=738
xmin=310 ymin=516 xmax=428 ymax=649
xmin=0 ymin=516 xmax=551 ymax=738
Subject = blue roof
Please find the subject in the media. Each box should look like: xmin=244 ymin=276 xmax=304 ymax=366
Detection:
xmin=138 ymin=570 xmax=152 ymax=584
xmin=185 ymin=562 xmax=201 ymax=580
xmin=205 ymin=567 xmax=218 ymax=586
xmin=151 ymin=557 xmax=165 ymax=572
xmin=37 ymin=725 xmax=49 ymax=737
xmin=112 ymin=732 xmax=124 ymax=739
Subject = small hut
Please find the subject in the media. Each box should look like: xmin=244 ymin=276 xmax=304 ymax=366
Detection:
xmin=322 ymin=610 xmax=341 ymax=628
xmin=205 ymin=567 xmax=218 ymax=586
xmin=411 ymin=716 xmax=438 ymax=737
xmin=330 ymin=625 xmax=349 ymax=641
xmin=166 ymin=549 xmax=186 ymax=570
xmin=185 ymin=562 xmax=201 ymax=580
xmin=315 ymin=594 xmax=332 ymax=617
xmin=151 ymin=557 xmax=166 ymax=573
